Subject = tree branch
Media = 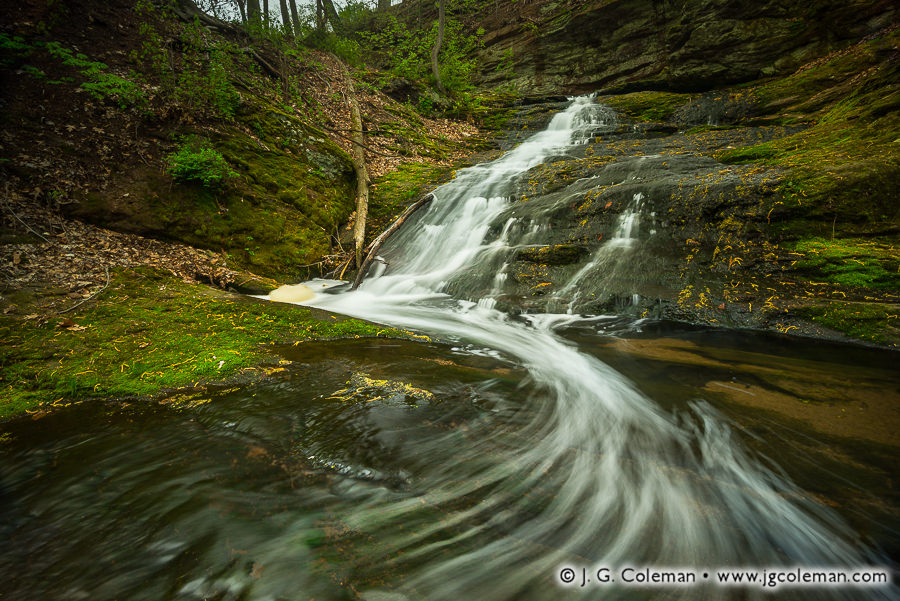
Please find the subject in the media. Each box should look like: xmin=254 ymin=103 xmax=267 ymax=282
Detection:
xmin=351 ymin=193 xmax=434 ymax=290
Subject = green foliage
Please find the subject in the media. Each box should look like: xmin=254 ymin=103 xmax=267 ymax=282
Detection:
xmin=21 ymin=64 xmax=46 ymax=79
xmin=81 ymin=72 xmax=147 ymax=109
xmin=0 ymin=33 xmax=33 ymax=62
xmin=495 ymin=48 xmax=515 ymax=79
xmin=791 ymin=238 xmax=900 ymax=289
xmin=306 ymin=32 xmax=365 ymax=67
xmin=1 ymin=35 xmax=146 ymax=108
xmin=132 ymin=1 xmax=242 ymax=118
xmin=360 ymin=13 xmax=482 ymax=99
xmin=166 ymin=136 xmax=237 ymax=189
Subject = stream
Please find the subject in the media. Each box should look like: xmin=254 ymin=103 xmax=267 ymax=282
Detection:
xmin=1 ymin=97 xmax=897 ymax=600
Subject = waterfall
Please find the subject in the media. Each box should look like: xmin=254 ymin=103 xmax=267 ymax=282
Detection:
xmin=291 ymin=98 xmax=890 ymax=600
xmin=554 ymin=189 xmax=647 ymax=313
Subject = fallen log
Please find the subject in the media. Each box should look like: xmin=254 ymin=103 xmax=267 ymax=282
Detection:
xmin=350 ymin=193 xmax=434 ymax=290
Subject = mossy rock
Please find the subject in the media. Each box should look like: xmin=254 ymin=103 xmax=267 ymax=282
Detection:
xmin=515 ymin=244 xmax=589 ymax=265
xmin=793 ymin=302 xmax=900 ymax=345
xmin=65 ymin=99 xmax=356 ymax=280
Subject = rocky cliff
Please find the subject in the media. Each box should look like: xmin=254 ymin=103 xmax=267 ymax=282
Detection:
xmin=470 ymin=0 xmax=896 ymax=94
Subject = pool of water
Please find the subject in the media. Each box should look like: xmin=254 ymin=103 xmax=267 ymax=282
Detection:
xmin=1 ymin=327 xmax=896 ymax=600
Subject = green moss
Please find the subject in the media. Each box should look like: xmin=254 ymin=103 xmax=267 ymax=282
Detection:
xmin=715 ymin=29 xmax=900 ymax=240
xmin=79 ymin=97 xmax=358 ymax=280
xmin=794 ymin=303 xmax=899 ymax=345
xmin=684 ymin=124 xmax=742 ymax=135
xmin=790 ymin=238 xmax=900 ymax=289
xmin=368 ymin=161 xmax=454 ymax=234
xmin=468 ymin=89 xmax=521 ymax=131
xmin=0 ymin=268 xmax=416 ymax=420
xmin=751 ymin=29 xmax=900 ymax=123
xmin=599 ymin=91 xmax=694 ymax=122
xmin=515 ymin=244 xmax=588 ymax=265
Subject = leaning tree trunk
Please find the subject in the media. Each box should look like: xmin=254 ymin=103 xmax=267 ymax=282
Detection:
xmin=350 ymin=94 xmax=369 ymax=269
xmin=431 ymin=0 xmax=447 ymax=94
xmin=234 ymin=0 xmax=247 ymax=23
xmin=351 ymin=194 xmax=434 ymax=290
xmin=279 ymin=0 xmax=292 ymax=35
xmin=288 ymin=0 xmax=300 ymax=34
xmin=340 ymin=65 xmax=369 ymax=269
xmin=320 ymin=0 xmax=344 ymax=34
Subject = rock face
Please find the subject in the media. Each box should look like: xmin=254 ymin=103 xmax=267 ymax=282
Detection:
xmin=436 ymin=83 xmax=898 ymax=345
xmin=472 ymin=0 xmax=896 ymax=94
xmin=64 ymin=98 xmax=357 ymax=280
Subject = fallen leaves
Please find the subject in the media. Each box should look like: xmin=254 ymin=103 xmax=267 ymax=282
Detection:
xmin=1 ymin=188 xmax=243 ymax=316
xmin=57 ymin=319 xmax=86 ymax=331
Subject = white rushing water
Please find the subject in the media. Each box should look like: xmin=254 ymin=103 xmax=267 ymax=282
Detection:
xmin=289 ymin=98 xmax=891 ymax=600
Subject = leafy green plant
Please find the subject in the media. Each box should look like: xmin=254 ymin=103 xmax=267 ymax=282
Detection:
xmin=81 ymin=71 xmax=146 ymax=109
xmin=0 ymin=33 xmax=33 ymax=63
xmin=132 ymin=3 xmax=241 ymax=118
xmin=2 ymin=35 xmax=145 ymax=108
xmin=166 ymin=137 xmax=237 ymax=189
xmin=21 ymin=64 xmax=46 ymax=79
xmin=359 ymin=13 xmax=482 ymax=102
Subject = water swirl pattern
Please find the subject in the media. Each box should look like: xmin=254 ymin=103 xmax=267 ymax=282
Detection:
xmin=302 ymin=97 xmax=895 ymax=600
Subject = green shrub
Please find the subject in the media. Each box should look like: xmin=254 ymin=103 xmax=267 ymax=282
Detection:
xmin=166 ymin=137 xmax=237 ymax=189
xmin=80 ymin=71 xmax=146 ymax=109
xmin=359 ymin=14 xmax=482 ymax=99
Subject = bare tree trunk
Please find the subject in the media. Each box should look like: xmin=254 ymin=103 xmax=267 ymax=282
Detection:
xmin=339 ymin=64 xmax=369 ymax=269
xmin=320 ymin=0 xmax=344 ymax=34
xmin=279 ymin=0 xmax=292 ymax=35
xmin=234 ymin=0 xmax=247 ymax=23
xmin=246 ymin=0 xmax=260 ymax=24
xmin=431 ymin=0 xmax=446 ymax=94
xmin=350 ymin=93 xmax=369 ymax=269
xmin=316 ymin=0 xmax=324 ymax=31
xmin=262 ymin=0 xmax=269 ymax=28
xmin=288 ymin=0 xmax=300 ymax=34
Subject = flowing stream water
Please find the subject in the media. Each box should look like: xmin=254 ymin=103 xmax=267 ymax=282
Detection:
xmin=0 ymin=97 xmax=896 ymax=601
xmin=293 ymin=97 xmax=896 ymax=599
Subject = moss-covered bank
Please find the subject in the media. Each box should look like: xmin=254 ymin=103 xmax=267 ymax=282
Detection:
xmin=0 ymin=267 xmax=418 ymax=420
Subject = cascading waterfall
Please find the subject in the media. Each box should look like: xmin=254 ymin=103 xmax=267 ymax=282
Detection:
xmin=296 ymin=97 xmax=891 ymax=600
xmin=554 ymin=189 xmax=647 ymax=312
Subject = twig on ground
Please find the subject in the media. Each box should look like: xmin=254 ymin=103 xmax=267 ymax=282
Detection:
xmin=1 ymin=184 xmax=50 ymax=243
xmin=59 ymin=265 xmax=110 ymax=314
